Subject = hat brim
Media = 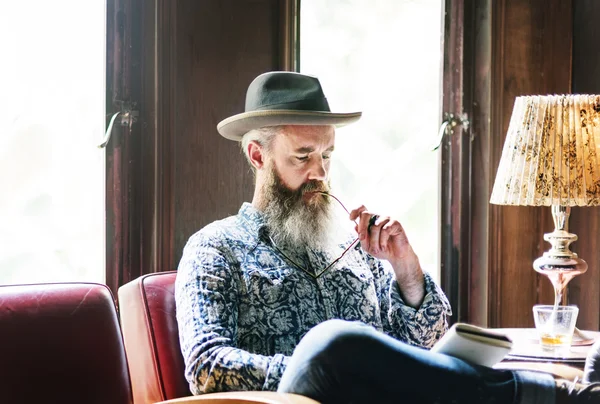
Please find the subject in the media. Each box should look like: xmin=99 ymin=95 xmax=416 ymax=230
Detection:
xmin=217 ymin=109 xmax=362 ymax=141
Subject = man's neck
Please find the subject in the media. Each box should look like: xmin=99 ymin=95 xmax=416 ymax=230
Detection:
xmin=251 ymin=177 xmax=267 ymax=211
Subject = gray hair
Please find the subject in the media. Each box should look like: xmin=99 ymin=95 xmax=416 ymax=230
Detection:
xmin=240 ymin=126 xmax=283 ymax=168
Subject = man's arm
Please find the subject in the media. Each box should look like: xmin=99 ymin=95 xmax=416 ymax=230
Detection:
xmin=348 ymin=205 xmax=452 ymax=347
xmin=368 ymin=254 xmax=452 ymax=348
xmin=387 ymin=245 xmax=424 ymax=308
xmin=175 ymin=237 xmax=289 ymax=394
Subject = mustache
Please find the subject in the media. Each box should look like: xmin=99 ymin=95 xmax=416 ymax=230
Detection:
xmin=301 ymin=180 xmax=330 ymax=194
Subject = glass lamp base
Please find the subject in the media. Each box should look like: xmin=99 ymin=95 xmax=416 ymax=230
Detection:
xmin=533 ymin=255 xmax=588 ymax=274
xmin=533 ymin=205 xmax=588 ymax=299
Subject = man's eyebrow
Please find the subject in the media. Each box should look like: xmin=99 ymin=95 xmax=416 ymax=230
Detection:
xmin=294 ymin=145 xmax=335 ymax=153
xmin=294 ymin=146 xmax=315 ymax=154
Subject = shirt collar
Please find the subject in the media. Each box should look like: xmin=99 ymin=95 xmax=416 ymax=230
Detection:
xmin=238 ymin=202 xmax=267 ymax=237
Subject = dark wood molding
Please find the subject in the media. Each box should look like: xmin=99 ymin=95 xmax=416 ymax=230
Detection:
xmin=569 ymin=0 xmax=600 ymax=330
xmin=440 ymin=0 xmax=460 ymax=325
xmin=143 ymin=0 xmax=177 ymax=274
xmin=279 ymin=0 xmax=300 ymax=71
xmin=127 ymin=0 xmax=178 ymax=276
xmin=487 ymin=0 xmax=506 ymax=328
xmin=468 ymin=0 xmax=493 ymax=327
xmin=440 ymin=0 xmax=494 ymax=327
xmin=440 ymin=0 xmax=480 ymax=325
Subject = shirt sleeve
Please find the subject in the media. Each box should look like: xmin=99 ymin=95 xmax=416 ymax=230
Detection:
xmin=370 ymin=256 xmax=452 ymax=348
xmin=175 ymin=234 xmax=290 ymax=395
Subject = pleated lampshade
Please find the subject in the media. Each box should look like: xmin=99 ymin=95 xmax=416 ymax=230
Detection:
xmin=491 ymin=94 xmax=600 ymax=206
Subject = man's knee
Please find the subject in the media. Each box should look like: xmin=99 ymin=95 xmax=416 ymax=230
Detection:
xmin=280 ymin=320 xmax=377 ymax=397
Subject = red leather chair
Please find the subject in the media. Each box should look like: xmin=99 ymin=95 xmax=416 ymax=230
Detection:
xmin=0 ymin=282 xmax=133 ymax=404
xmin=118 ymin=271 xmax=190 ymax=404
xmin=118 ymin=272 xmax=317 ymax=404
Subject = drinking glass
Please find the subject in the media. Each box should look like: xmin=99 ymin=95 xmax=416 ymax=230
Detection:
xmin=532 ymin=305 xmax=579 ymax=353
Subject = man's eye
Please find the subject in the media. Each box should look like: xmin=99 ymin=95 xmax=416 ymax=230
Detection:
xmin=296 ymin=156 xmax=309 ymax=162
xmin=322 ymin=154 xmax=331 ymax=160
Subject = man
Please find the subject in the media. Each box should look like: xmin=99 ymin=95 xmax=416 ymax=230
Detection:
xmin=175 ymin=71 xmax=600 ymax=403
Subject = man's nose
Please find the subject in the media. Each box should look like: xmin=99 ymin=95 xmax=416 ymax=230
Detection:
xmin=307 ymin=156 xmax=327 ymax=181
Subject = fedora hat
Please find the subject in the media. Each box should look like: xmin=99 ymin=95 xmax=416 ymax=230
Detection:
xmin=217 ymin=71 xmax=362 ymax=141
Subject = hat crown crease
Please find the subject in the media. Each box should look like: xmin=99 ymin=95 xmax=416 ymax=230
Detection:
xmin=246 ymin=73 xmax=327 ymax=112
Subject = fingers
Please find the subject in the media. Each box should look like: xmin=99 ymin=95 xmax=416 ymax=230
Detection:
xmin=359 ymin=210 xmax=390 ymax=253
xmin=368 ymin=216 xmax=390 ymax=254
xmin=376 ymin=217 xmax=394 ymax=251
xmin=350 ymin=205 xmax=408 ymax=255
xmin=367 ymin=215 xmax=380 ymax=233
xmin=357 ymin=210 xmax=374 ymax=247
xmin=349 ymin=205 xmax=370 ymax=247
xmin=349 ymin=205 xmax=367 ymax=222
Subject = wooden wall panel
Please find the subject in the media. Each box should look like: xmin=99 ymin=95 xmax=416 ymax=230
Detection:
xmin=568 ymin=0 xmax=600 ymax=330
xmin=488 ymin=0 xmax=572 ymax=328
xmin=169 ymin=0 xmax=284 ymax=268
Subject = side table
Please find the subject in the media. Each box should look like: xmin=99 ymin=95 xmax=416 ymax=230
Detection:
xmin=498 ymin=328 xmax=600 ymax=370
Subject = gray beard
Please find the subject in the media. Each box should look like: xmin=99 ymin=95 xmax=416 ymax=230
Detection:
xmin=261 ymin=165 xmax=337 ymax=252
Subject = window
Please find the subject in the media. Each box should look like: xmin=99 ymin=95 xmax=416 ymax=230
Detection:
xmin=300 ymin=0 xmax=444 ymax=282
xmin=0 ymin=1 xmax=106 ymax=284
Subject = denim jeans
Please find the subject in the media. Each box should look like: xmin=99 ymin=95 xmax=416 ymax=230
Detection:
xmin=277 ymin=319 xmax=556 ymax=404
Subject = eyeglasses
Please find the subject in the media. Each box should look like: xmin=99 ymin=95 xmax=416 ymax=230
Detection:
xmin=268 ymin=192 xmax=360 ymax=279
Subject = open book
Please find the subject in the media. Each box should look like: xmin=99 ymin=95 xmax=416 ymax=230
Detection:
xmin=431 ymin=323 xmax=513 ymax=367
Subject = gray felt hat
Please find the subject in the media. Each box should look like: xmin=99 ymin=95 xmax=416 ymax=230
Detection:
xmin=217 ymin=71 xmax=362 ymax=141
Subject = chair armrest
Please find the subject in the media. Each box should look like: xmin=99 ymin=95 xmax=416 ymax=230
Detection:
xmin=155 ymin=391 xmax=319 ymax=404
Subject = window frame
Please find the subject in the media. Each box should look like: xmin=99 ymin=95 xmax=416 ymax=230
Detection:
xmin=105 ymin=0 xmax=175 ymax=295
xmin=439 ymin=0 xmax=492 ymax=326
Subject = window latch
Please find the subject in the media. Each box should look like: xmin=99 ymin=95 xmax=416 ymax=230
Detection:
xmin=431 ymin=113 xmax=469 ymax=151
xmin=97 ymin=104 xmax=139 ymax=149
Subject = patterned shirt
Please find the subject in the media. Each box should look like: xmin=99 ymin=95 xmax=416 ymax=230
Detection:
xmin=175 ymin=203 xmax=452 ymax=395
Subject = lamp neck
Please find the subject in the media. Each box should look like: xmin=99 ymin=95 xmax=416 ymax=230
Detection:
xmin=546 ymin=204 xmax=577 ymax=258
xmin=551 ymin=205 xmax=570 ymax=232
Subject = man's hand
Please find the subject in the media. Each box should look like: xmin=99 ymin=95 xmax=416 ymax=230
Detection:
xmin=349 ymin=205 xmax=425 ymax=308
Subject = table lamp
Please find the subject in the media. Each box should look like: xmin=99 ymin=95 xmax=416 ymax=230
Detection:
xmin=490 ymin=94 xmax=600 ymax=301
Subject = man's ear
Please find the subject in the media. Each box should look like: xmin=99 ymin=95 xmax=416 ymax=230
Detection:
xmin=247 ymin=141 xmax=266 ymax=169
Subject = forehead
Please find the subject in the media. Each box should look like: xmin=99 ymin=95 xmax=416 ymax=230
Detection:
xmin=274 ymin=125 xmax=335 ymax=150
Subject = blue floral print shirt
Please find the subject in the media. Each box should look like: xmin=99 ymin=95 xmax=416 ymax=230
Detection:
xmin=175 ymin=203 xmax=452 ymax=395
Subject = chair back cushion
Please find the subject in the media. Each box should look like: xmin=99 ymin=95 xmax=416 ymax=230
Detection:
xmin=0 ymin=282 xmax=132 ymax=404
xmin=118 ymin=271 xmax=189 ymax=404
